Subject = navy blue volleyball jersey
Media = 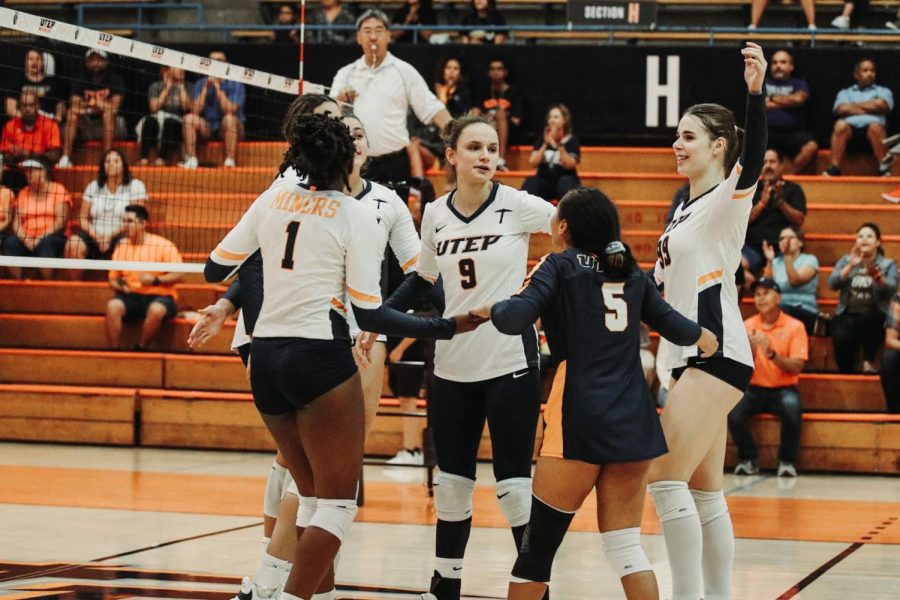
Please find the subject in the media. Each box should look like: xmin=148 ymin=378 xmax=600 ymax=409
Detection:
xmin=491 ymin=248 xmax=701 ymax=464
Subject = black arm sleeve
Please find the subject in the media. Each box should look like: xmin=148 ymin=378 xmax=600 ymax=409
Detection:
xmin=384 ymin=272 xmax=435 ymax=312
xmin=352 ymin=304 xmax=456 ymax=340
xmin=641 ymin=278 xmax=702 ymax=346
xmin=491 ymin=256 xmax=558 ymax=335
xmin=204 ymin=258 xmax=237 ymax=283
xmin=222 ymin=279 xmax=241 ymax=310
xmin=736 ymin=91 xmax=768 ymax=189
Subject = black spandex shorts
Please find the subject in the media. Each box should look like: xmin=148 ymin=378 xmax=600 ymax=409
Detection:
xmin=237 ymin=342 xmax=251 ymax=367
xmin=115 ymin=293 xmax=177 ymax=322
xmin=671 ymin=356 xmax=753 ymax=393
xmin=250 ymin=337 xmax=357 ymax=415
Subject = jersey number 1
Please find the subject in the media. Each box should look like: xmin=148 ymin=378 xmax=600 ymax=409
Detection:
xmin=282 ymin=221 xmax=301 ymax=270
xmin=601 ymin=282 xmax=627 ymax=332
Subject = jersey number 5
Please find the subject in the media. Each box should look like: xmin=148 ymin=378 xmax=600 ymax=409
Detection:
xmin=458 ymin=258 xmax=477 ymax=289
xmin=601 ymin=282 xmax=627 ymax=332
xmin=281 ymin=221 xmax=301 ymax=270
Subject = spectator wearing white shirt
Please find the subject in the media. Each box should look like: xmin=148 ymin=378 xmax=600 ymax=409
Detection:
xmin=64 ymin=149 xmax=146 ymax=280
xmin=331 ymin=9 xmax=451 ymax=184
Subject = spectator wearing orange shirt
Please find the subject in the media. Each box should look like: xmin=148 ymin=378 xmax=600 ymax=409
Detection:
xmin=0 ymin=184 xmax=12 ymax=255
xmin=2 ymin=158 xmax=70 ymax=280
xmin=106 ymin=204 xmax=183 ymax=350
xmin=728 ymin=278 xmax=807 ymax=477
xmin=1 ymin=90 xmax=61 ymax=193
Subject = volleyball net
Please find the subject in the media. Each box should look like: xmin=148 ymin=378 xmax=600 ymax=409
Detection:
xmin=0 ymin=7 xmax=326 ymax=278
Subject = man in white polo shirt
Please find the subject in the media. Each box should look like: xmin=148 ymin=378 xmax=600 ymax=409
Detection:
xmin=330 ymin=9 xmax=451 ymax=184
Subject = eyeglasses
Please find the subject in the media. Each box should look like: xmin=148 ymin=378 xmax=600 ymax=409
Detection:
xmin=360 ymin=27 xmax=387 ymax=37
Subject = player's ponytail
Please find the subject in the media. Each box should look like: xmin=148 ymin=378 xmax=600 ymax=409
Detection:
xmin=557 ymin=187 xmax=637 ymax=278
xmin=684 ymin=103 xmax=742 ymax=173
xmin=441 ymin=115 xmax=497 ymax=184
xmin=280 ymin=113 xmax=354 ymax=191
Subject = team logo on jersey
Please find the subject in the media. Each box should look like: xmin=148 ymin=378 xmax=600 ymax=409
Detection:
xmin=495 ymin=208 xmax=513 ymax=224
xmin=435 ymin=235 xmax=502 ymax=256
xmin=435 ymin=224 xmax=447 ymax=233
xmin=371 ymin=198 xmax=388 ymax=210
xmin=577 ymin=253 xmax=601 ymax=271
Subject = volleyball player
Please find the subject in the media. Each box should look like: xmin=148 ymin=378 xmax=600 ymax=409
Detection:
xmin=205 ymin=113 xmax=485 ymax=600
xmin=363 ymin=115 xmax=555 ymax=600
xmin=472 ymin=187 xmax=717 ymax=600
xmin=648 ymin=42 xmax=767 ymax=600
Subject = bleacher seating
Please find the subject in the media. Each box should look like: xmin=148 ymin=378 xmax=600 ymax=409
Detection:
xmin=1 ymin=143 xmax=898 ymax=473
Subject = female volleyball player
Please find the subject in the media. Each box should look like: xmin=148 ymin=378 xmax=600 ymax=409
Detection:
xmin=473 ymin=187 xmax=717 ymax=600
xmin=648 ymin=42 xmax=767 ymax=600
xmin=363 ymin=115 xmax=555 ymax=600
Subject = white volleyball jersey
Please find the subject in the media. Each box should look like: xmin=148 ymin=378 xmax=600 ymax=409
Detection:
xmin=212 ymin=178 xmax=387 ymax=340
xmin=346 ymin=179 xmax=420 ymax=340
xmin=654 ymin=163 xmax=758 ymax=370
xmin=418 ymin=182 xmax=554 ymax=382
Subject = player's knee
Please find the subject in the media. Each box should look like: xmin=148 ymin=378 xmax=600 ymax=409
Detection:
xmin=496 ymin=477 xmax=532 ymax=527
xmin=433 ymin=472 xmax=475 ymax=522
xmin=689 ymin=488 xmax=728 ymax=526
xmin=263 ymin=460 xmax=289 ymax=518
xmin=649 ymin=480 xmax=698 ymax=522
xmin=306 ymin=498 xmax=357 ymax=543
xmin=510 ymin=495 xmax=575 ymax=583
xmin=295 ymin=494 xmax=318 ymax=528
xmin=601 ymin=527 xmax=652 ymax=578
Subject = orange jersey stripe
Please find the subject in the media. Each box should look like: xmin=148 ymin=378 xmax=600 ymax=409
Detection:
xmin=213 ymin=246 xmax=249 ymax=262
xmin=401 ymin=254 xmax=419 ymax=273
xmin=348 ymin=287 xmax=381 ymax=304
xmin=697 ymin=269 xmax=724 ymax=285
xmin=733 ymin=188 xmax=755 ymax=201
xmin=331 ymin=297 xmax=347 ymax=312
xmin=514 ymin=253 xmax=550 ymax=296
xmin=540 ymin=360 xmax=567 ymax=459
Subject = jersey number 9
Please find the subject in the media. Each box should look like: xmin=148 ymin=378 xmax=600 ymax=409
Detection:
xmin=601 ymin=282 xmax=627 ymax=332
xmin=458 ymin=258 xmax=477 ymax=289
xmin=657 ymin=236 xmax=672 ymax=267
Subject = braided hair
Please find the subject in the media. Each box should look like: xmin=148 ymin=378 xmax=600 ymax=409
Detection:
xmin=281 ymin=93 xmax=339 ymax=142
xmin=557 ymin=186 xmax=637 ymax=278
xmin=279 ymin=113 xmax=355 ymax=191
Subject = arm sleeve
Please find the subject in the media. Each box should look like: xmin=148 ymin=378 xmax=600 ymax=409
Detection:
xmin=132 ymin=179 xmax=148 ymax=202
xmin=223 ymin=279 xmax=241 ymax=309
xmin=832 ymin=89 xmax=848 ymax=114
xmin=491 ymin=255 xmax=558 ymax=335
xmin=230 ymin=84 xmax=246 ymax=111
xmin=787 ymin=182 xmax=806 ymax=213
xmin=329 ymin=67 xmax=348 ymax=99
xmin=641 ymin=278 xmax=702 ymax=346
xmin=877 ymin=259 xmax=898 ymax=298
xmin=384 ymin=272 xmax=435 ymax=312
xmin=517 ymin=190 xmax=555 ymax=234
xmin=389 ymin=196 xmax=421 ymax=274
xmin=351 ymin=304 xmax=456 ymax=340
xmin=829 ymin=256 xmax=848 ymax=290
xmin=883 ymin=87 xmax=895 ymax=110
xmin=406 ymin=65 xmax=445 ymax=125
xmin=205 ymin=199 xmax=261 ymax=282
xmin=736 ymin=92 xmax=768 ymax=189
xmin=788 ymin=323 xmax=810 ymax=361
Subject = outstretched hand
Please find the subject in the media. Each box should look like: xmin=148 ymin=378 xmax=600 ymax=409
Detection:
xmin=451 ymin=311 xmax=490 ymax=334
xmin=697 ymin=327 xmax=720 ymax=358
xmin=187 ymin=303 xmax=229 ymax=349
xmin=742 ymin=42 xmax=766 ymax=94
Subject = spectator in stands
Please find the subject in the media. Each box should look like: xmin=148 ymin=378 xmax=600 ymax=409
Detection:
xmin=763 ymin=225 xmax=820 ymax=335
xmin=58 ymin=49 xmax=125 ymax=169
xmin=106 ymin=204 xmax=183 ymax=351
xmin=831 ymin=0 xmax=868 ymax=29
xmin=765 ymin=49 xmax=818 ymax=174
xmin=181 ymin=51 xmax=246 ymax=169
xmin=4 ymin=48 xmax=65 ymax=122
xmin=0 ymin=184 xmax=12 ymax=254
xmin=729 ymin=278 xmax=807 ymax=477
xmin=434 ymin=56 xmax=474 ymax=118
xmin=750 ymin=0 xmax=816 ymax=29
xmin=829 ymin=223 xmax=898 ymax=373
xmin=460 ymin=0 xmax=507 ymax=44
xmin=138 ymin=67 xmax=189 ymax=167
xmin=522 ymin=103 xmax=580 ymax=201
xmin=392 ymin=0 xmax=437 ymax=43
xmin=64 ymin=149 xmax=147 ymax=280
xmin=331 ymin=9 xmax=451 ymax=183
xmin=879 ymin=292 xmax=900 ymax=412
xmin=823 ymin=59 xmax=894 ymax=177
xmin=2 ymin=157 xmax=70 ymax=281
xmin=474 ymin=57 xmax=522 ymax=171
xmin=307 ymin=0 xmax=356 ymax=43
xmin=743 ymin=148 xmax=807 ymax=277
xmin=271 ymin=3 xmax=300 ymax=43
xmin=1 ymin=89 xmax=61 ymax=191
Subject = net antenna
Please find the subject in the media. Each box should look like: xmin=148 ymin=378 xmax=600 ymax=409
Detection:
xmin=299 ymin=0 xmax=306 ymax=95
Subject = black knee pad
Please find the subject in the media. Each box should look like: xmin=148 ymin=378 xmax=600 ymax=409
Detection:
xmin=511 ymin=495 xmax=575 ymax=583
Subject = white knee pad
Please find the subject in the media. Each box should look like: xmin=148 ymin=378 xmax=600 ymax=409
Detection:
xmin=648 ymin=480 xmax=698 ymax=522
xmin=601 ymin=527 xmax=652 ymax=578
xmin=264 ymin=460 xmax=289 ymax=518
xmin=433 ymin=472 xmax=475 ymax=522
xmin=307 ymin=498 xmax=358 ymax=543
xmin=284 ymin=475 xmax=298 ymax=497
xmin=296 ymin=495 xmax=318 ymax=528
xmin=495 ymin=477 xmax=532 ymax=528
xmin=690 ymin=489 xmax=728 ymax=526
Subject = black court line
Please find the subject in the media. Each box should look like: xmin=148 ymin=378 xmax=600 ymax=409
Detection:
xmin=0 ymin=521 xmax=263 ymax=583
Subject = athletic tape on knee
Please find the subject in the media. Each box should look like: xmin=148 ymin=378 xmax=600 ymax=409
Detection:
xmin=496 ymin=477 xmax=532 ymax=528
xmin=296 ymin=495 xmax=318 ymax=528
xmin=601 ymin=527 xmax=652 ymax=578
xmin=433 ymin=472 xmax=475 ymax=523
xmin=307 ymin=498 xmax=358 ymax=543
xmin=690 ymin=489 xmax=729 ymax=526
xmin=264 ymin=460 xmax=289 ymax=518
xmin=648 ymin=481 xmax=698 ymax=523
xmin=510 ymin=494 xmax=575 ymax=583
xmin=284 ymin=475 xmax=298 ymax=497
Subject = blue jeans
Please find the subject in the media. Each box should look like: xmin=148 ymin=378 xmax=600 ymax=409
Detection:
xmin=727 ymin=385 xmax=803 ymax=463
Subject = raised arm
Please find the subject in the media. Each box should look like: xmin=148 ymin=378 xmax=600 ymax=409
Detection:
xmin=736 ymin=43 xmax=768 ymax=189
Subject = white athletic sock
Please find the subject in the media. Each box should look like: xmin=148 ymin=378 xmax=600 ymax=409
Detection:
xmin=692 ymin=489 xmax=734 ymax=600
xmin=435 ymin=557 xmax=464 ymax=579
xmin=311 ymin=591 xmax=335 ymax=600
xmin=254 ymin=551 xmax=292 ymax=594
xmin=262 ymin=536 xmax=271 ymax=551
xmin=649 ymin=481 xmax=703 ymax=600
xmin=279 ymin=594 xmax=303 ymax=600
